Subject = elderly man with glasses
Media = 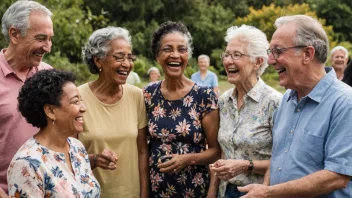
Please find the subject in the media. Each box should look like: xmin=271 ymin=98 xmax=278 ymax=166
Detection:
xmin=237 ymin=15 xmax=352 ymax=198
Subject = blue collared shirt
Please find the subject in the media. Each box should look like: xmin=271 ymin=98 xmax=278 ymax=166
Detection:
xmin=191 ymin=70 xmax=218 ymax=88
xmin=270 ymin=68 xmax=352 ymax=197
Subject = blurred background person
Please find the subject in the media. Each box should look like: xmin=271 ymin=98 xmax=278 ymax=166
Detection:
xmin=342 ymin=60 xmax=352 ymax=87
xmin=8 ymin=69 xmax=100 ymax=197
xmin=211 ymin=25 xmax=282 ymax=198
xmin=144 ymin=21 xmax=221 ymax=198
xmin=147 ymin=66 xmax=160 ymax=85
xmin=127 ymin=70 xmax=141 ymax=85
xmin=80 ymin=26 xmax=148 ymax=198
xmin=329 ymin=46 xmax=349 ymax=80
xmin=191 ymin=54 xmax=219 ymax=94
xmin=0 ymin=1 xmax=53 ymax=196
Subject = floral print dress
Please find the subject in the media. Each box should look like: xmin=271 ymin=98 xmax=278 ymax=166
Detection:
xmin=143 ymin=82 xmax=218 ymax=198
xmin=7 ymin=137 xmax=100 ymax=198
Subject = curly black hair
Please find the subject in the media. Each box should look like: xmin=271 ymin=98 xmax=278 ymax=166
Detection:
xmin=150 ymin=21 xmax=193 ymax=59
xmin=343 ymin=61 xmax=352 ymax=87
xmin=18 ymin=69 xmax=76 ymax=128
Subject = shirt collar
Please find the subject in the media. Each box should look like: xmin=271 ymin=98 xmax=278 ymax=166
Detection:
xmin=287 ymin=67 xmax=336 ymax=103
xmin=225 ymin=78 xmax=265 ymax=103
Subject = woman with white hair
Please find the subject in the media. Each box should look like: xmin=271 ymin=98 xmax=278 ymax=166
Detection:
xmin=147 ymin=66 xmax=160 ymax=84
xmin=210 ymin=25 xmax=282 ymax=198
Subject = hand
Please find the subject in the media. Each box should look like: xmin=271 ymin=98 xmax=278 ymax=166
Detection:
xmin=157 ymin=154 xmax=190 ymax=173
xmin=238 ymin=184 xmax=269 ymax=198
xmin=0 ymin=187 xmax=8 ymax=198
xmin=210 ymin=159 xmax=247 ymax=180
xmin=96 ymin=149 xmax=118 ymax=170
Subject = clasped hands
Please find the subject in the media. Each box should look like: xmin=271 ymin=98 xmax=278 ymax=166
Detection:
xmin=95 ymin=149 xmax=118 ymax=170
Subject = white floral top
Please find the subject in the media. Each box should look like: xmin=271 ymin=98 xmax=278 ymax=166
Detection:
xmin=7 ymin=137 xmax=100 ymax=198
xmin=217 ymin=78 xmax=282 ymax=197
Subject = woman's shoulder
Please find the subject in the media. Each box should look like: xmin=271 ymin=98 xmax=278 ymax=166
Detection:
xmin=143 ymin=81 xmax=161 ymax=92
xmin=10 ymin=138 xmax=43 ymax=165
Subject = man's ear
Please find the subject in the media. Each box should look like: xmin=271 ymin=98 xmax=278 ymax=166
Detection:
xmin=302 ymin=46 xmax=315 ymax=64
xmin=8 ymin=27 xmax=20 ymax=44
xmin=43 ymin=104 xmax=56 ymax=121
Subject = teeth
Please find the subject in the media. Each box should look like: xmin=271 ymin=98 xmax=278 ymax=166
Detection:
xmin=277 ymin=68 xmax=286 ymax=74
xmin=117 ymin=71 xmax=128 ymax=75
xmin=75 ymin=117 xmax=83 ymax=123
xmin=228 ymin=68 xmax=239 ymax=73
xmin=34 ymin=52 xmax=44 ymax=57
xmin=168 ymin=62 xmax=181 ymax=66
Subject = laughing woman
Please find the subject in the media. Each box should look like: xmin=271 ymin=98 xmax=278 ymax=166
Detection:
xmin=79 ymin=27 xmax=148 ymax=198
xmin=143 ymin=21 xmax=221 ymax=198
xmin=8 ymin=69 xmax=100 ymax=197
xmin=210 ymin=25 xmax=282 ymax=198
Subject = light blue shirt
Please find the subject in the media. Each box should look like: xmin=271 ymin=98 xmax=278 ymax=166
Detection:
xmin=191 ymin=71 xmax=218 ymax=88
xmin=270 ymin=68 xmax=352 ymax=197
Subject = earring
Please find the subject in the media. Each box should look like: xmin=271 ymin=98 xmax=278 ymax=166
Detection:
xmin=52 ymin=119 xmax=56 ymax=125
xmin=99 ymin=68 xmax=102 ymax=72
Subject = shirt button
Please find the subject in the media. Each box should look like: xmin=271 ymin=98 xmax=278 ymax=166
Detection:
xmin=285 ymin=150 xmax=288 ymax=153
xmin=290 ymin=130 xmax=294 ymax=133
xmin=278 ymin=167 xmax=282 ymax=171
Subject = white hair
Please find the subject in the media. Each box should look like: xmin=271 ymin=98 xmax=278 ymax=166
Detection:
xmin=198 ymin=54 xmax=210 ymax=62
xmin=224 ymin=24 xmax=269 ymax=77
xmin=330 ymin=46 xmax=348 ymax=58
xmin=147 ymin=67 xmax=160 ymax=75
xmin=1 ymin=1 xmax=52 ymax=43
xmin=275 ymin=15 xmax=329 ymax=63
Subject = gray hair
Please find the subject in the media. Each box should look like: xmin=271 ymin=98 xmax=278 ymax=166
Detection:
xmin=224 ymin=24 xmax=269 ymax=77
xmin=147 ymin=67 xmax=160 ymax=75
xmin=275 ymin=15 xmax=329 ymax=64
xmin=82 ymin=26 xmax=132 ymax=74
xmin=330 ymin=46 xmax=348 ymax=58
xmin=198 ymin=54 xmax=210 ymax=62
xmin=1 ymin=0 xmax=52 ymax=43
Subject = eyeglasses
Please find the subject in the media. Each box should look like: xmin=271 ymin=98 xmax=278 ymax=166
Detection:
xmin=106 ymin=53 xmax=137 ymax=62
xmin=159 ymin=47 xmax=188 ymax=55
xmin=220 ymin=51 xmax=248 ymax=60
xmin=267 ymin=45 xmax=306 ymax=59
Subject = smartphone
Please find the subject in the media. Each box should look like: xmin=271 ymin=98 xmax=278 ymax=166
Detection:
xmin=159 ymin=155 xmax=172 ymax=163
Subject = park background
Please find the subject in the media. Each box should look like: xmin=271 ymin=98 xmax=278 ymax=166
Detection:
xmin=1 ymin=0 xmax=352 ymax=93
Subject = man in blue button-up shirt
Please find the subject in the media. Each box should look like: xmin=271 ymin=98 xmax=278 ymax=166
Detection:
xmin=238 ymin=15 xmax=352 ymax=198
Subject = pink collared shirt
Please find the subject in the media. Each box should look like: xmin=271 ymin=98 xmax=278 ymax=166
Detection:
xmin=0 ymin=49 xmax=52 ymax=193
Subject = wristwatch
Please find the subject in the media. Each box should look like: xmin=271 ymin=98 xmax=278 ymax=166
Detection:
xmin=248 ymin=159 xmax=254 ymax=174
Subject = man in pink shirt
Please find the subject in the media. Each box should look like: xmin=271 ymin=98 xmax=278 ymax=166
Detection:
xmin=0 ymin=1 xmax=53 ymax=197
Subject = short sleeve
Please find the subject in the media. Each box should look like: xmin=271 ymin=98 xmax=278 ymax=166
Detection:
xmin=8 ymin=158 xmax=44 ymax=197
xmin=197 ymin=86 xmax=218 ymax=119
xmin=137 ymin=89 xmax=148 ymax=129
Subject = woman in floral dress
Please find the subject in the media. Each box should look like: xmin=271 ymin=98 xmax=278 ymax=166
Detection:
xmin=7 ymin=69 xmax=100 ymax=197
xmin=143 ymin=21 xmax=221 ymax=198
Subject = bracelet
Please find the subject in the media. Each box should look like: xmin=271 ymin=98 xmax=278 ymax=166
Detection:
xmin=247 ymin=159 xmax=254 ymax=174
xmin=93 ymin=154 xmax=99 ymax=168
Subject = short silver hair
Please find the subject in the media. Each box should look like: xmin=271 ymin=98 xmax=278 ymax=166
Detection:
xmin=1 ymin=0 xmax=52 ymax=43
xmin=147 ymin=67 xmax=160 ymax=75
xmin=330 ymin=46 xmax=348 ymax=58
xmin=198 ymin=54 xmax=210 ymax=62
xmin=275 ymin=15 xmax=329 ymax=64
xmin=224 ymin=24 xmax=269 ymax=77
xmin=82 ymin=26 xmax=132 ymax=74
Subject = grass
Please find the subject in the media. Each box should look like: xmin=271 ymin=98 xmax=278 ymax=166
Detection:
xmin=136 ymin=75 xmax=286 ymax=94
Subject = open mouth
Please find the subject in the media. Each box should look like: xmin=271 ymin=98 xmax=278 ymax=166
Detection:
xmin=33 ymin=52 xmax=45 ymax=57
xmin=75 ymin=116 xmax=83 ymax=124
xmin=116 ymin=70 xmax=128 ymax=76
xmin=228 ymin=68 xmax=239 ymax=74
xmin=277 ymin=68 xmax=286 ymax=74
xmin=168 ymin=62 xmax=181 ymax=67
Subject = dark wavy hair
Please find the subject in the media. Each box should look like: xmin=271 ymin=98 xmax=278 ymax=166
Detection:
xmin=150 ymin=21 xmax=193 ymax=59
xmin=343 ymin=60 xmax=352 ymax=87
xmin=18 ymin=69 xmax=76 ymax=128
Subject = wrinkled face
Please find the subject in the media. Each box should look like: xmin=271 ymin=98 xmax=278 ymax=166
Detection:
xmin=15 ymin=11 xmax=53 ymax=67
xmin=268 ymin=23 xmax=305 ymax=90
xmin=331 ymin=50 xmax=348 ymax=70
xmin=54 ymin=82 xmax=86 ymax=135
xmin=156 ymin=32 xmax=188 ymax=79
xmin=97 ymin=38 xmax=134 ymax=85
xmin=222 ymin=39 xmax=257 ymax=85
xmin=198 ymin=57 xmax=210 ymax=72
xmin=149 ymin=70 xmax=160 ymax=82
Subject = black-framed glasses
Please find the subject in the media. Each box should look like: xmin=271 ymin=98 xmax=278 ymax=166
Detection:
xmin=220 ymin=51 xmax=248 ymax=60
xmin=106 ymin=53 xmax=137 ymax=62
xmin=267 ymin=45 xmax=306 ymax=59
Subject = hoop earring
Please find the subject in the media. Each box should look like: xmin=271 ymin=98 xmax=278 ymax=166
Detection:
xmin=52 ymin=119 xmax=56 ymax=125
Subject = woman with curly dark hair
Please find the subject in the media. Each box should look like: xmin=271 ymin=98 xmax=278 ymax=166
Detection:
xmin=143 ymin=21 xmax=221 ymax=197
xmin=7 ymin=69 xmax=100 ymax=197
